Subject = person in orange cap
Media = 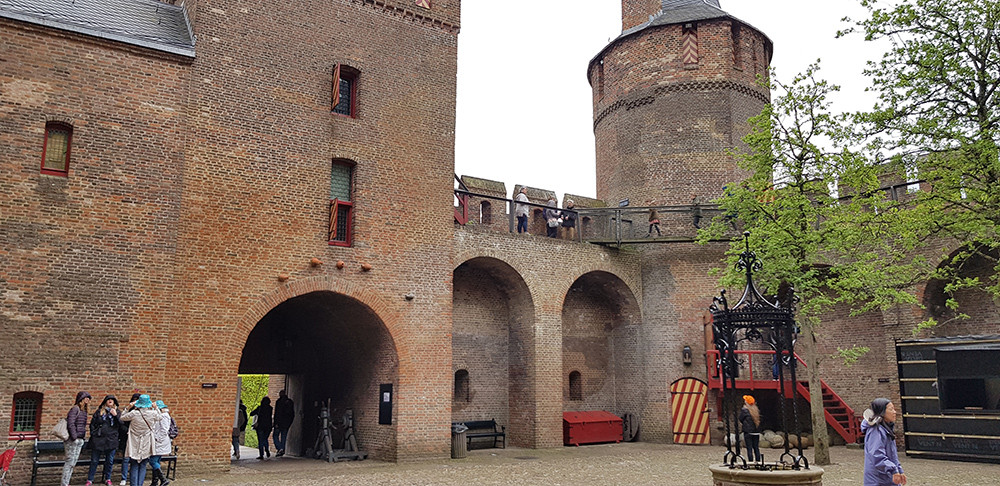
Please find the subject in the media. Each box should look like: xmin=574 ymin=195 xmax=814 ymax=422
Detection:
xmin=739 ymin=395 xmax=762 ymax=462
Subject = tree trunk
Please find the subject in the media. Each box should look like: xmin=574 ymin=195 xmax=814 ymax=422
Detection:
xmin=801 ymin=324 xmax=831 ymax=466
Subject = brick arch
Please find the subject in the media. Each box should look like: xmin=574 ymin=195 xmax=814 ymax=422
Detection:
xmin=228 ymin=276 xmax=403 ymax=360
xmin=559 ymin=264 xmax=640 ymax=311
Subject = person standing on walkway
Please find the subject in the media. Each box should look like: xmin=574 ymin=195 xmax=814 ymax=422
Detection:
xmin=118 ymin=393 xmax=141 ymax=486
xmin=863 ymin=398 xmax=906 ymax=485
xmin=148 ymin=400 xmax=172 ymax=486
xmin=272 ymin=390 xmax=295 ymax=457
xmin=738 ymin=395 xmax=762 ymax=463
xmin=647 ymin=209 xmax=661 ymax=237
xmin=121 ymin=395 xmax=162 ymax=486
xmin=544 ymin=197 xmax=560 ymax=238
xmin=250 ymin=397 xmax=273 ymax=459
xmin=561 ymin=200 xmax=577 ymax=240
xmin=86 ymin=395 xmax=120 ymax=486
xmin=514 ymin=187 xmax=530 ymax=234
xmin=62 ymin=391 xmax=91 ymax=486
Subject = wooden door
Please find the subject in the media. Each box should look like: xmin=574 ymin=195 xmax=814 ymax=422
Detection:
xmin=670 ymin=377 xmax=710 ymax=444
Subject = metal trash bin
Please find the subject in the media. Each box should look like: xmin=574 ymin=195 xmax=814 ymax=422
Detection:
xmin=451 ymin=423 xmax=468 ymax=459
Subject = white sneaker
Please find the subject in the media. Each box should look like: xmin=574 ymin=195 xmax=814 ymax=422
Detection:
xmin=120 ymin=481 xmax=127 ymax=486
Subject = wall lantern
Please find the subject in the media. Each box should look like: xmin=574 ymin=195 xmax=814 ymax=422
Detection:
xmin=682 ymin=345 xmax=693 ymax=366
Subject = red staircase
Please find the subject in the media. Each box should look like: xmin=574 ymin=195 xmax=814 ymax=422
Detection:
xmin=705 ymin=350 xmax=861 ymax=444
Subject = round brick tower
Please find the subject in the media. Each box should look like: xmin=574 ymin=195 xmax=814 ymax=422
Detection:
xmin=589 ymin=0 xmax=772 ymax=206
xmin=586 ymin=1 xmax=774 ymax=443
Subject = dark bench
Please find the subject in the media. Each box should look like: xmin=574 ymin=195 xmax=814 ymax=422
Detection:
xmin=455 ymin=419 xmax=506 ymax=449
xmin=32 ymin=440 xmax=177 ymax=486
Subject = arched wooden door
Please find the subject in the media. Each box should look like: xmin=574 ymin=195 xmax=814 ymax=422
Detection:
xmin=669 ymin=377 xmax=710 ymax=444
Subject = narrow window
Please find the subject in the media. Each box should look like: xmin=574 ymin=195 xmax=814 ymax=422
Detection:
xmin=329 ymin=159 xmax=355 ymax=246
xmin=9 ymin=391 xmax=43 ymax=439
xmin=596 ymin=59 xmax=605 ymax=99
xmin=454 ymin=369 xmax=470 ymax=402
xmin=332 ymin=64 xmax=359 ymax=117
xmin=569 ymin=371 xmax=582 ymax=401
xmin=480 ymin=201 xmax=492 ymax=225
xmin=41 ymin=122 xmax=72 ymax=176
xmin=731 ymin=23 xmax=742 ymax=69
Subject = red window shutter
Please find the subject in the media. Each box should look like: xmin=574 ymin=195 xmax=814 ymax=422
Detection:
xmin=332 ymin=63 xmax=341 ymax=111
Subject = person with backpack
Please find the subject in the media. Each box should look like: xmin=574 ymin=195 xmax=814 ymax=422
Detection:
xmin=232 ymin=401 xmax=248 ymax=460
xmin=121 ymin=395 xmax=162 ymax=486
xmin=148 ymin=400 xmax=173 ymax=486
xmin=62 ymin=391 xmax=91 ymax=486
xmin=250 ymin=397 xmax=273 ymax=459
xmin=86 ymin=395 xmax=120 ymax=486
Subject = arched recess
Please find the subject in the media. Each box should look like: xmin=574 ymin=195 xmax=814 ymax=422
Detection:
xmin=232 ymin=279 xmax=402 ymax=461
xmin=922 ymin=246 xmax=1000 ymax=335
xmin=561 ymin=270 xmax=641 ymax=415
xmin=452 ymin=256 xmax=534 ymax=447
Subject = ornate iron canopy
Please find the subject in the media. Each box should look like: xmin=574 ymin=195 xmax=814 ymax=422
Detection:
xmin=710 ymin=232 xmax=807 ymax=470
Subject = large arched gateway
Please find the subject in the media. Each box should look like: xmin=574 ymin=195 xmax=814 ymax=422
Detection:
xmin=238 ymin=290 xmax=399 ymax=461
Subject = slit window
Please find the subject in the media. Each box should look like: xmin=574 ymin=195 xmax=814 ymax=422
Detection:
xmin=480 ymin=201 xmax=492 ymax=225
xmin=569 ymin=371 xmax=582 ymax=401
xmin=41 ymin=122 xmax=72 ymax=176
xmin=454 ymin=369 xmax=470 ymax=402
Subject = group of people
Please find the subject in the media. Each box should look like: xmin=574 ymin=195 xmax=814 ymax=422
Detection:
xmin=62 ymin=391 xmax=175 ymax=486
xmin=738 ymin=394 xmax=907 ymax=485
xmin=513 ymin=188 xmax=577 ymax=239
xmin=232 ymin=390 xmax=295 ymax=461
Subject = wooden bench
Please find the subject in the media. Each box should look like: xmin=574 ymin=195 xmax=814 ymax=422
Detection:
xmin=455 ymin=419 xmax=506 ymax=449
xmin=31 ymin=440 xmax=177 ymax=486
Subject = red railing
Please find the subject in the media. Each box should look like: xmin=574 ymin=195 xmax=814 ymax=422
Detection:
xmin=705 ymin=349 xmax=861 ymax=443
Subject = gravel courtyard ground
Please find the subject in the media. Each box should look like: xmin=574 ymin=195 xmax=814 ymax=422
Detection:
xmin=168 ymin=442 xmax=996 ymax=485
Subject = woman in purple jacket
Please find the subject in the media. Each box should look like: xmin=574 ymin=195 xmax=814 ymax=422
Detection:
xmin=862 ymin=398 xmax=907 ymax=485
xmin=62 ymin=391 xmax=91 ymax=486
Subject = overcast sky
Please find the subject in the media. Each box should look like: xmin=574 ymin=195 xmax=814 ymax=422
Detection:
xmin=455 ymin=1 xmax=880 ymax=201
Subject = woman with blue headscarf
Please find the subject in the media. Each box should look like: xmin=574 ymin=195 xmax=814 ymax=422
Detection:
xmin=862 ymin=398 xmax=907 ymax=485
xmin=121 ymin=395 xmax=162 ymax=486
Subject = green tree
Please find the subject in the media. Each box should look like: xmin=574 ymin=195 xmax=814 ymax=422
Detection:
xmin=846 ymin=0 xmax=1000 ymax=325
xmin=240 ymin=374 xmax=269 ymax=448
xmin=700 ymin=65 xmax=916 ymax=466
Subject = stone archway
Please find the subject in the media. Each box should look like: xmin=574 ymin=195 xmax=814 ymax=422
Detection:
xmin=452 ymin=256 xmax=535 ymax=448
xmin=236 ymin=286 xmax=400 ymax=461
xmin=561 ymin=270 xmax=642 ymax=418
xmin=921 ymin=246 xmax=1000 ymax=335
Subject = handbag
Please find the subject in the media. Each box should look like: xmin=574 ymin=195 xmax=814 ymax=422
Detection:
xmin=52 ymin=418 xmax=69 ymax=441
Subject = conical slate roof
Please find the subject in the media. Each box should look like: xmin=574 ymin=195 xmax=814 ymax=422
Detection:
xmin=624 ymin=0 xmax=728 ymax=36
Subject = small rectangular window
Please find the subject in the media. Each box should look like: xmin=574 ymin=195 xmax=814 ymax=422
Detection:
xmin=41 ymin=122 xmax=72 ymax=176
xmin=10 ymin=392 xmax=43 ymax=439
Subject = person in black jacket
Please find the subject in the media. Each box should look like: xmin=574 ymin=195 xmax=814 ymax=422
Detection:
xmin=62 ymin=391 xmax=91 ymax=486
xmin=272 ymin=391 xmax=294 ymax=457
xmin=87 ymin=395 xmax=121 ymax=486
xmin=250 ymin=397 xmax=273 ymax=460
xmin=738 ymin=394 xmax=762 ymax=463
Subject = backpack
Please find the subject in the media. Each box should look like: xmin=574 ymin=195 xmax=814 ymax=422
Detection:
xmin=168 ymin=417 xmax=179 ymax=439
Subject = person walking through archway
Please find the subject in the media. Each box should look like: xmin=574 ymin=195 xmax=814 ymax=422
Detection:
xmin=250 ymin=397 xmax=273 ymax=459
xmin=273 ymin=390 xmax=295 ymax=457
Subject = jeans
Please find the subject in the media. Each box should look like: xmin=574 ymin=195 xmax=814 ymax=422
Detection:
xmin=87 ymin=448 xmax=116 ymax=483
xmin=273 ymin=426 xmax=288 ymax=452
xmin=516 ymin=215 xmax=528 ymax=233
xmin=61 ymin=438 xmax=84 ymax=486
xmin=744 ymin=433 xmax=761 ymax=462
xmin=149 ymin=455 xmax=161 ymax=470
xmin=257 ymin=429 xmax=271 ymax=457
xmin=128 ymin=458 xmax=147 ymax=486
xmin=121 ymin=454 xmax=131 ymax=482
